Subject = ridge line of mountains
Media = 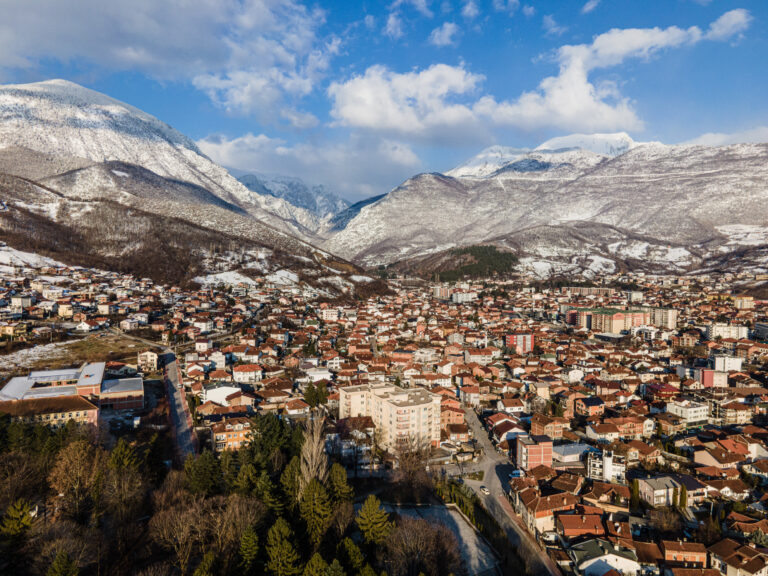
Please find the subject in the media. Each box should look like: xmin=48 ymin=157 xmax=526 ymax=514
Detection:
xmin=1 ymin=78 xmax=767 ymax=286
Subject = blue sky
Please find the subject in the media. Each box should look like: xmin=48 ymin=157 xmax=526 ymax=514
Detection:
xmin=1 ymin=0 xmax=765 ymax=199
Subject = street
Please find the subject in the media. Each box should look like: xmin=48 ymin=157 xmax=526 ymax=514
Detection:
xmin=460 ymin=408 xmax=562 ymax=576
xmin=163 ymin=351 xmax=197 ymax=460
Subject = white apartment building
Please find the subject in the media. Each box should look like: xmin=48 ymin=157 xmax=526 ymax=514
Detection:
xmin=587 ymin=450 xmax=626 ymax=484
xmin=339 ymin=383 xmax=442 ymax=450
xmin=644 ymin=307 xmax=679 ymax=330
xmin=711 ymin=354 xmax=743 ymax=372
xmin=666 ymin=398 xmax=709 ymax=428
xmin=706 ymin=323 xmax=748 ymax=341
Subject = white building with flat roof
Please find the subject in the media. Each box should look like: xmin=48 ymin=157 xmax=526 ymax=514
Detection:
xmin=339 ymin=383 xmax=442 ymax=450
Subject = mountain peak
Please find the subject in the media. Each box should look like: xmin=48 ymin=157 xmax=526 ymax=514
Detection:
xmin=535 ymin=132 xmax=639 ymax=157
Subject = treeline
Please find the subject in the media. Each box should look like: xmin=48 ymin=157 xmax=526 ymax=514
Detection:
xmin=438 ymin=246 xmax=518 ymax=282
xmin=0 ymin=413 xmax=466 ymax=576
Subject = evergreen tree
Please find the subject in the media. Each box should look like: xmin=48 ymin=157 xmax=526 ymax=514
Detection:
xmin=303 ymin=553 xmax=329 ymax=576
xmin=235 ymin=463 xmax=260 ymax=495
xmin=109 ymin=438 xmax=140 ymax=472
xmin=193 ymin=552 xmax=216 ymax=576
xmin=300 ymin=478 xmax=333 ymax=548
xmin=238 ymin=526 xmax=260 ymax=575
xmin=679 ymin=485 xmax=688 ymax=508
xmin=185 ymin=450 xmax=221 ymax=496
xmin=355 ymin=495 xmax=392 ymax=546
xmin=0 ymin=499 xmax=33 ymax=539
xmin=256 ymin=470 xmax=284 ymax=513
xmin=672 ymin=486 xmax=679 ymax=508
xmin=329 ymin=463 xmax=353 ymax=503
xmin=47 ymin=551 xmax=79 ymax=576
xmin=266 ymin=517 xmax=302 ymax=576
xmin=358 ymin=564 xmax=377 ymax=576
xmin=305 ymin=383 xmax=319 ymax=408
xmin=326 ymin=559 xmax=346 ymax=576
xmin=281 ymin=456 xmax=302 ymax=505
xmin=630 ymin=479 xmax=640 ymax=510
xmin=337 ymin=537 xmax=364 ymax=573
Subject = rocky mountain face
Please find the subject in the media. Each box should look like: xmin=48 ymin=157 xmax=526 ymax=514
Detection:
xmin=238 ymin=174 xmax=349 ymax=220
xmin=325 ymin=134 xmax=768 ymax=278
xmin=0 ymin=80 xmax=373 ymax=296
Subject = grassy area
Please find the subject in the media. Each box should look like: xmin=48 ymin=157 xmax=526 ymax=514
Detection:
xmin=464 ymin=470 xmax=485 ymax=481
xmin=22 ymin=332 xmax=144 ymax=372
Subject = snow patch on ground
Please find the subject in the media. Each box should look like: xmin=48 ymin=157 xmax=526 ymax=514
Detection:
xmin=111 ymin=169 xmax=129 ymax=178
xmin=716 ymin=225 xmax=768 ymax=246
xmin=193 ymin=271 xmax=258 ymax=287
xmin=0 ymin=245 xmax=65 ymax=271
xmin=0 ymin=340 xmax=81 ymax=375
xmin=266 ymin=269 xmax=299 ymax=285
xmin=350 ymin=275 xmax=373 ymax=282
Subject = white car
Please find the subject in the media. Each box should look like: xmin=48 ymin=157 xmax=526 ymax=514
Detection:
xmin=480 ymin=486 xmax=490 ymax=495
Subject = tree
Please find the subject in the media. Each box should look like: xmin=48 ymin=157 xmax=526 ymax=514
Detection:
xmin=150 ymin=501 xmax=206 ymax=575
xmin=696 ymin=516 xmax=722 ymax=545
xmin=266 ymin=517 xmax=302 ymax=576
xmin=193 ymin=552 xmax=216 ymax=576
xmin=679 ymin=485 xmax=688 ymax=509
xmin=1 ymin=498 xmax=33 ymax=540
xmin=384 ymin=516 xmax=464 ymax=576
xmin=238 ymin=526 xmax=260 ymax=575
xmin=673 ymin=486 xmax=679 ymax=508
xmin=184 ymin=450 xmax=221 ymax=496
xmin=255 ymin=470 xmax=284 ymax=513
xmin=337 ymin=538 xmax=364 ymax=573
xmin=326 ymin=559 xmax=346 ymax=576
xmin=47 ymin=551 xmax=79 ymax=576
xmin=302 ymin=553 xmax=328 ymax=576
xmin=300 ymin=479 xmax=333 ymax=548
xmin=355 ymin=495 xmax=392 ymax=546
xmin=281 ymin=456 xmax=302 ymax=505
xmin=328 ymin=463 xmax=353 ymax=503
xmin=299 ymin=414 xmax=329 ymax=498
xmin=630 ymin=479 xmax=640 ymax=510
xmin=48 ymin=440 xmax=105 ymax=523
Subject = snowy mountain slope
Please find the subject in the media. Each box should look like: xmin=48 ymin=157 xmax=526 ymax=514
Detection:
xmin=0 ymin=79 xmax=325 ymax=239
xmin=238 ymin=173 xmax=349 ymax=219
xmin=326 ymin=136 xmax=768 ymax=277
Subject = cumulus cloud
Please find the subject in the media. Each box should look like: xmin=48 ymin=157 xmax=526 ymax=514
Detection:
xmin=683 ymin=126 xmax=768 ymax=146
xmin=0 ymin=0 xmax=337 ymax=126
xmin=581 ymin=0 xmax=601 ymax=14
xmin=198 ymin=132 xmax=421 ymax=199
xmin=385 ymin=12 xmax=405 ymax=39
xmin=543 ymin=15 xmax=567 ymax=36
xmin=391 ymin=0 xmax=434 ymax=18
xmin=461 ymin=1 xmax=480 ymax=20
xmin=328 ymin=63 xmax=486 ymax=141
xmin=329 ymin=10 xmax=753 ymax=139
xmin=493 ymin=0 xmax=520 ymax=13
xmin=522 ymin=5 xmax=535 ymax=17
xmin=429 ymin=22 xmax=460 ymax=46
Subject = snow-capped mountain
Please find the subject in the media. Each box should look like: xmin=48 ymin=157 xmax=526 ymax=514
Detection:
xmin=238 ymin=173 xmax=349 ymax=219
xmin=0 ymin=79 xmax=326 ymax=238
xmin=325 ymin=135 xmax=768 ymax=278
xmin=0 ymin=80 xmax=374 ymax=294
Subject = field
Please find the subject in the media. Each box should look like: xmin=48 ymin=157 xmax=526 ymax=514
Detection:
xmin=0 ymin=331 xmax=146 ymax=376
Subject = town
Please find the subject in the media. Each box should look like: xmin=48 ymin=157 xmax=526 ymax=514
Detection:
xmin=2 ymin=248 xmax=768 ymax=576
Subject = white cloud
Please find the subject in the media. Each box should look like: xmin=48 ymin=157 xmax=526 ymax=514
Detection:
xmin=543 ymin=15 xmax=567 ymax=36
xmin=390 ymin=0 xmax=434 ymax=18
xmin=0 ymin=0 xmax=337 ymax=126
xmin=683 ymin=126 xmax=768 ymax=146
xmin=705 ymin=9 xmax=752 ymax=41
xmin=493 ymin=0 xmax=520 ymax=13
xmin=198 ymin=132 xmax=421 ymax=199
xmin=328 ymin=63 xmax=485 ymax=141
xmin=329 ymin=9 xmax=753 ymax=140
xmin=429 ymin=22 xmax=460 ymax=46
xmin=522 ymin=5 xmax=535 ymax=17
xmin=461 ymin=1 xmax=480 ymax=20
xmin=581 ymin=0 xmax=601 ymax=15
xmin=364 ymin=15 xmax=376 ymax=29
xmin=385 ymin=12 xmax=405 ymax=39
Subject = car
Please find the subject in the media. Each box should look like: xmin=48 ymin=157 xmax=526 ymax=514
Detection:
xmin=480 ymin=486 xmax=490 ymax=495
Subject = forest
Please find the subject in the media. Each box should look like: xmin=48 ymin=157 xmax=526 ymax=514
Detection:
xmin=0 ymin=412 xmax=466 ymax=576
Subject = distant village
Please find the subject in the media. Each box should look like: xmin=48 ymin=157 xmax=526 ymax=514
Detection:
xmin=3 ymin=254 xmax=768 ymax=576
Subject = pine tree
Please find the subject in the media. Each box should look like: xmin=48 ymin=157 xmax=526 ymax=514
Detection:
xmin=302 ymin=553 xmax=328 ymax=576
xmin=305 ymin=383 xmax=319 ymax=408
xmin=329 ymin=463 xmax=353 ymax=503
xmin=239 ymin=526 xmax=260 ymax=575
xmin=300 ymin=478 xmax=333 ymax=548
xmin=47 ymin=551 xmax=79 ymax=576
xmin=266 ymin=517 xmax=302 ymax=576
xmin=109 ymin=438 xmax=140 ymax=472
xmin=630 ymin=478 xmax=640 ymax=510
xmin=679 ymin=485 xmax=688 ymax=508
xmin=235 ymin=463 xmax=260 ymax=495
xmin=355 ymin=495 xmax=392 ymax=546
xmin=326 ymin=559 xmax=346 ymax=576
xmin=337 ymin=537 xmax=364 ymax=573
xmin=256 ymin=470 xmax=284 ymax=513
xmin=672 ymin=486 xmax=679 ymax=508
xmin=193 ymin=552 xmax=216 ymax=576
xmin=281 ymin=456 xmax=302 ymax=505
xmin=184 ymin=450 xmax=221 ymax=496
xmin=358 ymin=564 xmax=377 ymax=576
xmin=0 ymin=499 xmax=33 ymax=539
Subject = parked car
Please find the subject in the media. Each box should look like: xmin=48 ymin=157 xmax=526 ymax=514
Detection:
xmin=480 ymin=486 xmax=490 ymax=495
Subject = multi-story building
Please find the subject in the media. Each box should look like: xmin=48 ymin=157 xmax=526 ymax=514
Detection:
xmin=666 ymin=398 xmax=709 ymax=429
xmin=138 ymin=349 xmax=159 ymax=372
xmin=706 ymin=323 xmax=749 ymax=341
xmin=587 ymin=450 xmax=626 ymax=483
xmin=644 ymin=307 xmax=679 ymax=330
xmin=516 ymin=434 xmax=553 ymax=471
xmin=711 ymin=354 xmax=743 ymax=372
xmin=505 ymin=332 xmax=535 ymax=355
xmin=339 ymin=383 xmax=442 ymax=449
xmin=530 ymin=413 xmax=569 ymax=440
xmin=212 ymin=417 xmax=252 ymax=452
xmin=577 ymin=308 xmax=650 ymax=333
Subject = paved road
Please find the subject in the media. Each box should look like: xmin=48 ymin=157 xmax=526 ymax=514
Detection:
xmin=163 ymin=351 xmax=197 ymax=460
xmin=461 ymin=408 xmax=562 ymax=576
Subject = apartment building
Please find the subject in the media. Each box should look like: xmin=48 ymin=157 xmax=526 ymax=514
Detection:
xmin=644 ymin=306 xmax=679 ymax=330
xmin=577 ymin=308 xmax=650 ymax=333
xmin=505 ymin=332 xmax=535 ymax=354
xmin=339 ymin=383 xmax=442 ymax=449
xmin=706 ymin=323 xmax=748 ymax=341
xmin=212 ymin=417 xmax=252 ymax=452
xmin=666 ymin=398 xmax=709 ymax=429
xmin=516 ymin=434 xmax=553 ymax=471
xmin=587 ymin=450 xmax=626 ymax=483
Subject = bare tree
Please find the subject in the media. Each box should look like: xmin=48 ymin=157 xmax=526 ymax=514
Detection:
xmin=385 ymin=516 xmax=465 ymax=576
xmin=394 ymin=436 xmax=432 ymax=501
xmin=30 ymin=519 xmax=101 ymax=576
xmin=48 ymin=440 xmax=106 ymax=522
xmin=299 ymin=411 xmax=329 ymax=498
xmin=206 ymin=494 xmax=265 ymax=570
xmin=149 ymin=499 xmax=207 ymax=576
